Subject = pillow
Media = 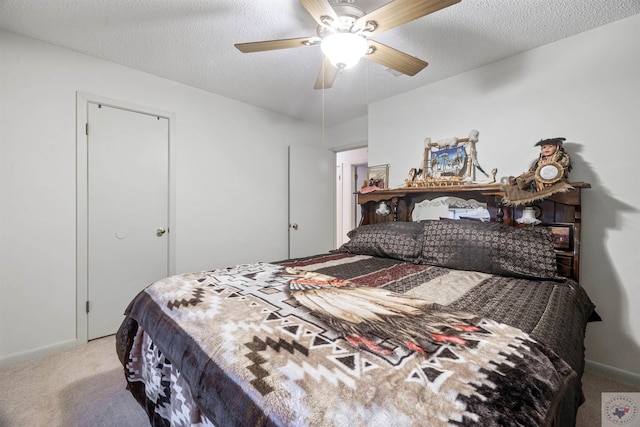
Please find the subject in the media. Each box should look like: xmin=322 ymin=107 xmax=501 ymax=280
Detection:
xmin=420 ymin=220 xmax=561 ymax=280
xmin=338 ymin=222 xmax=423 ymax=263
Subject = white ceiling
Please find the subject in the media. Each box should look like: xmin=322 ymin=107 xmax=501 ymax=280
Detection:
xmin=2 ymin=0 xmax=639 ymax=127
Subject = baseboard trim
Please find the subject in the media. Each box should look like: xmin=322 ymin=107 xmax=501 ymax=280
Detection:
xmin=585 ymin=359 xmax=640 ymax=386
xmin=0 ymin=339 xmax=78 ymax=368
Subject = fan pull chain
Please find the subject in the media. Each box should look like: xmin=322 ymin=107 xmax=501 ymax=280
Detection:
xmin=322 ymin=57 xmax=326 ymax=148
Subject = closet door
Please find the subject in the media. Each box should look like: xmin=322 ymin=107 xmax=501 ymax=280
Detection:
xmin=87 ymin=102 xmax=169 ymax=339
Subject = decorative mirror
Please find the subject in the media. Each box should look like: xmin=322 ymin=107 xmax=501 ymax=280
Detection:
xmin=411 ymin=197 xmax=490 ymax=221
xmin=535 ymin=162 xmax=565 ymax=185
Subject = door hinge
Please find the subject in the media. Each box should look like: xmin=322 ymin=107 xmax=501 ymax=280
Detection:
xmin=86 ymin=300 xmax=90 ymax=313
xmin=85 ymin=123 xmax=89 ymax=135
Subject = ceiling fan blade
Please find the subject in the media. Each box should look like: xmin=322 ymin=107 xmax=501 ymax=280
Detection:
xmin=300 ymin=0 xmax=339 ymax=27
xmin=365 ymin=40 xmax=428 ymax=76
xmin=235 ymin=36 xmax=321 ymax=53
xmin=314 ymin=56 xmax=340 ymax=90
xmin=356 ymin=0 xmax=460 ymax=36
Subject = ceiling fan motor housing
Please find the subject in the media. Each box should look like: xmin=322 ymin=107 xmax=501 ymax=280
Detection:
xmin=317 ymin=3 xmax=366 ymax=37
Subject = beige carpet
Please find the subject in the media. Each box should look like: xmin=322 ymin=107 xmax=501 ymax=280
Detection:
xmin=0 ymin=336 xmax=638 ymax=426
xmin=0 ymin=336 xmax=148 ymax=427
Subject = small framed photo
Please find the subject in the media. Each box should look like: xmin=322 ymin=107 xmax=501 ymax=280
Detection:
xmin=366 ymin=164 xmax=389 ymax=189
xmin=546 ymin=223 xmax=574 ymax=251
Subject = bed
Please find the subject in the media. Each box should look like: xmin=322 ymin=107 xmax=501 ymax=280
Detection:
xmin=116 ymin=183 xmax=597 ymax=427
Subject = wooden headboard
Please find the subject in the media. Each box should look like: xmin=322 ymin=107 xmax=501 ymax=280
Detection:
xmin=357 ymin=182 xmax=591 ymax=281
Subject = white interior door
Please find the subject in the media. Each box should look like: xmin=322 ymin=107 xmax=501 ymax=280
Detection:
xmin=87 ymin=102 xmax=169 ymax=339
xmin=289 ymin=145 xmax=335 ymax=258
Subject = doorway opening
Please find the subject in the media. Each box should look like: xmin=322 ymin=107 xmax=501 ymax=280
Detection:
xmin=336 ymin=147 xmax=368 ymax=247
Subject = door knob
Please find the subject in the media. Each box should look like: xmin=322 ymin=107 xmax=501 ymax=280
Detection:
xmin=291 ymin=223 xmax=299 ymax=230
xmin=156 ymin=227 xmax=167 ymax=236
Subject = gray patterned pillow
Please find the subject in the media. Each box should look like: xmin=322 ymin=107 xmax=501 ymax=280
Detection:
xmin=339 ymin=222 xmax=423 ymax=263
xmin=420 ymin=220 xmax=561 ymax=280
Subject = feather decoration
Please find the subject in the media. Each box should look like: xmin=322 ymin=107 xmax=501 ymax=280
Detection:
xmin=285 ymin=269 xmax=483 ymax=356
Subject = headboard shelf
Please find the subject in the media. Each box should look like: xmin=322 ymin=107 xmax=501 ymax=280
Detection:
xmin=357 ymin=182 xmax=591 ymax=281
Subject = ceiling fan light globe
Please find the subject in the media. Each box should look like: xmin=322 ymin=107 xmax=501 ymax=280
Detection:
xmin=321 ymin=33 xmax=368 ymax=69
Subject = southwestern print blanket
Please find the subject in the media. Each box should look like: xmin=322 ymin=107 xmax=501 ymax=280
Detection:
xmin=119 ymin=260 xmax=576 ymax=427
xmin=279 ymin=252 xmax=595 ymax=374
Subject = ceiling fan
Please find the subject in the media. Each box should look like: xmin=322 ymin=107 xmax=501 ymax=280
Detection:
xmin=235 ymin=0 xmax=461 ymax=89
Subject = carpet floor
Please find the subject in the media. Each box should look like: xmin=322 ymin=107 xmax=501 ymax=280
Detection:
xmin=0 ymin=335 xmax=637 ymax=426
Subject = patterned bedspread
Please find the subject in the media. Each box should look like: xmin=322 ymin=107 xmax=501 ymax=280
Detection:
xmin=280 ymin=253 xmax=596 ymax=375
xmin=117 ymin=253 xmax=595 ymax=427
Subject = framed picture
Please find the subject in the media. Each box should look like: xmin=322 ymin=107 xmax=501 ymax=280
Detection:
xmin=426 ymin=145 xmax=471 ymax=180
xmin=546 ymin=223 xmax=574 ymax=251
xmin=421 ymin=130 xmax=482 ymax=186
xmin=366 ymin=164 xmax=389 ymax=189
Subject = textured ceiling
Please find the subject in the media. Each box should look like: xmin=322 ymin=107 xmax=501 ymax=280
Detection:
xmin=2 ymin=0 xmax=639 ymax=126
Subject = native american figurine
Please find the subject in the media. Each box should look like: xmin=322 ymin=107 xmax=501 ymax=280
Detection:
xmin=283 ymin=268 xmax=482 ymax=355
xmin=405 ymin=167 xmax=422 ymax=187
xmin=502 ymin=137 xmax=573 ymax=206
xmin=510 ymin=137 xmax=571 ymax=191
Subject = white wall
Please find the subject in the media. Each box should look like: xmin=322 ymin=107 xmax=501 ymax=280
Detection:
xmin=369 ymin=14 xmax=640 ymax=378
xmin=325 ymin=115 xmax=368 ymax=150
xmin=0 ymin=30 xmax=322 ymax=364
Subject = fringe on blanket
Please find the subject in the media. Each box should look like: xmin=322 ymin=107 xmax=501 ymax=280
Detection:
xmin=501 ymin=181 xmax=574 ymax=206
